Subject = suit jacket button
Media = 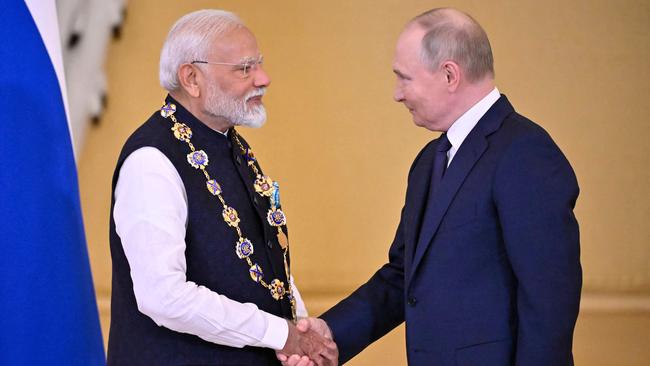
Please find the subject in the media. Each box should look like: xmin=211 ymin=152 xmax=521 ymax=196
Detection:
xmin=253 ymin=196 xmax=259 ymax=205
xmin=267 ymin=239 xmax=273 ymax=248
xmin=407 ymin=297 xmax=417 ymax=306
xmin=235 ymin=155 xmax=242 ymax=165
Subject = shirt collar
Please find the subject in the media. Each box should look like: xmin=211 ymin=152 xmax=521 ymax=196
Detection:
xmin=446 ymin=87 xmax=500 ymax=151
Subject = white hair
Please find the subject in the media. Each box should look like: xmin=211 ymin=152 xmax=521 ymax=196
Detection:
xmin=159 ymin=9 xmax=244 ymax=92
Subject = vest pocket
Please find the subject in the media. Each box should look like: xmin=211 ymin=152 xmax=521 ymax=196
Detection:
xmin=455 ymin=337 xmax=513 ymax=366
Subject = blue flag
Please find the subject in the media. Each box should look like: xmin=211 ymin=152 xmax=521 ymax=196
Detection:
xmin=0 ymin=1 xmax=106 ymax=365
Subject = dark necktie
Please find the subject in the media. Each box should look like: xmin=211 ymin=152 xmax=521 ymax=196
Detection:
xmin=415 ymin=134 xmax=452 ymax=251
xmin=430 ymin=133 xmax=452 ymax=196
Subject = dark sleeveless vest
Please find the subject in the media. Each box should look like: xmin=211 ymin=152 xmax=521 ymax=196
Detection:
xmin=107 ymin=96 xmax=292 ymax=365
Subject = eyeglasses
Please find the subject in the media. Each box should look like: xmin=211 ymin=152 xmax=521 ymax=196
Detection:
xmin=191 ymin=55 xmax=264 ymax=79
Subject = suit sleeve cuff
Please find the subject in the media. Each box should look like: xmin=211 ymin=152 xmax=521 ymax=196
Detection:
xmin=259 ymin=313 xmax=289 ymax=350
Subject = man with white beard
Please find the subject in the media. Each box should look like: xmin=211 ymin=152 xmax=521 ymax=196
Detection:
xmin=107 ymin=9 xmax=337 ymax=366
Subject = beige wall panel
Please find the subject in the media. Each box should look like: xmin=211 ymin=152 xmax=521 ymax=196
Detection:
xmin=77 ymin=0 xmax=650 ymax=361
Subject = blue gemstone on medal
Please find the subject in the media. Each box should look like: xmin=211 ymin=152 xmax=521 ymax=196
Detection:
xmin=267 ymin=209 xmax=287 ymax=226
xmin=160 ymin=103 xmax=176 ymax=118
xmin=236 ymin=238 xmax=254 ymax=259
xmin=249 ymin=264 xmax=264 ymax=283
xmin=245 ymin=148 xmax=256 ymax=162
xmin=206 ymin=179 xmax=222 ymax=195
xmin=187 ymin=150 xmax=209 ymax=169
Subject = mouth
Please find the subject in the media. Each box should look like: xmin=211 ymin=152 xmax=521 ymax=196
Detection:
xmin=244 ymin=87 xmax=266 ymax=108
xmin=247 ymin=95 xmax=263 ymax=104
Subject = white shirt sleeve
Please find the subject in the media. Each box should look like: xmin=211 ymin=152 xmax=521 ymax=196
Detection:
xmin=291 ymin=276 xmax=308 ymax=319
xmin=114 ymin=146 xmax=300 ymax=350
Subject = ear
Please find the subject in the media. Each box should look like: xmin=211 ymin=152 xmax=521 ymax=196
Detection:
xmin=177 ymin=64 xmax=201 ymax=98
xmin=441 ymin=61 xmax=461 ymax=92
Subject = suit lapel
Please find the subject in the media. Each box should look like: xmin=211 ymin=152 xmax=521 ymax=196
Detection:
xmin=403 ymin=145 xmax=436 ymax=271
xmin=407 ymin=95 xmax=514 ymax=286
xmin=408 ymin=133 xmax=488 ymax=281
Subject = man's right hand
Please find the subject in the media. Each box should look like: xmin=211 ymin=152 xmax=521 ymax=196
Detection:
xmin=277 ymin=318 xmax=338 ymax=366
xmin=296 ymin=318 xmax=333 ymax=340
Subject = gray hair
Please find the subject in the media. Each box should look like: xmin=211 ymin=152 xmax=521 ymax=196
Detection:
xmin=411 ymin=8 xmax=494 ymax=82
xmin=159 ymin=9 xmax=244 ymax=91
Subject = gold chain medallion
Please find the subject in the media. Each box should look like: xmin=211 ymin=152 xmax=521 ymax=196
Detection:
xmin=160 ymin=102 xmax=296 ymax=320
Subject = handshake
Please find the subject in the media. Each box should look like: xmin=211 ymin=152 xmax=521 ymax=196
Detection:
xmin=277 ymin=318 xmax=339 ymax=366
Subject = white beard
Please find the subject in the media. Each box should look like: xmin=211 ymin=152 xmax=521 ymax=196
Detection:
xmin=204 ymin=85 xmax=267 ymax=128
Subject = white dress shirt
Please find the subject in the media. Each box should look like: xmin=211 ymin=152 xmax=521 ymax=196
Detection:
xmin=113 ymin=146 xmax=308 ymax=351
xmin=446 ymin=87 xmax=501 ymax=166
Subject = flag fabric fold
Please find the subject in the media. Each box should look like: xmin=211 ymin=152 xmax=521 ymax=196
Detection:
xmin=0 ymin=1 xmax=106 ymax=364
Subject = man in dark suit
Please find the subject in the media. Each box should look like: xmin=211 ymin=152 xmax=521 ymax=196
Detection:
xmin=278 ymin=7 xmax=581 ymax=366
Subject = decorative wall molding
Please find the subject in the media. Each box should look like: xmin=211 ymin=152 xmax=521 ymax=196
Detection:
xmin=582 ymin=275 xmax=650 ymax=293
xmin=580 ymin=293 xmax=650 ymax=313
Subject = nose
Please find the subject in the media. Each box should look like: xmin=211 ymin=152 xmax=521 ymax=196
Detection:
xmin=253 ymin=66 xmax=271 ymax=88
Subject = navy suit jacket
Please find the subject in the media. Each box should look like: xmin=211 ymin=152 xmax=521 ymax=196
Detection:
xmin=321 ymin=96 xmax=581 ymax=366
